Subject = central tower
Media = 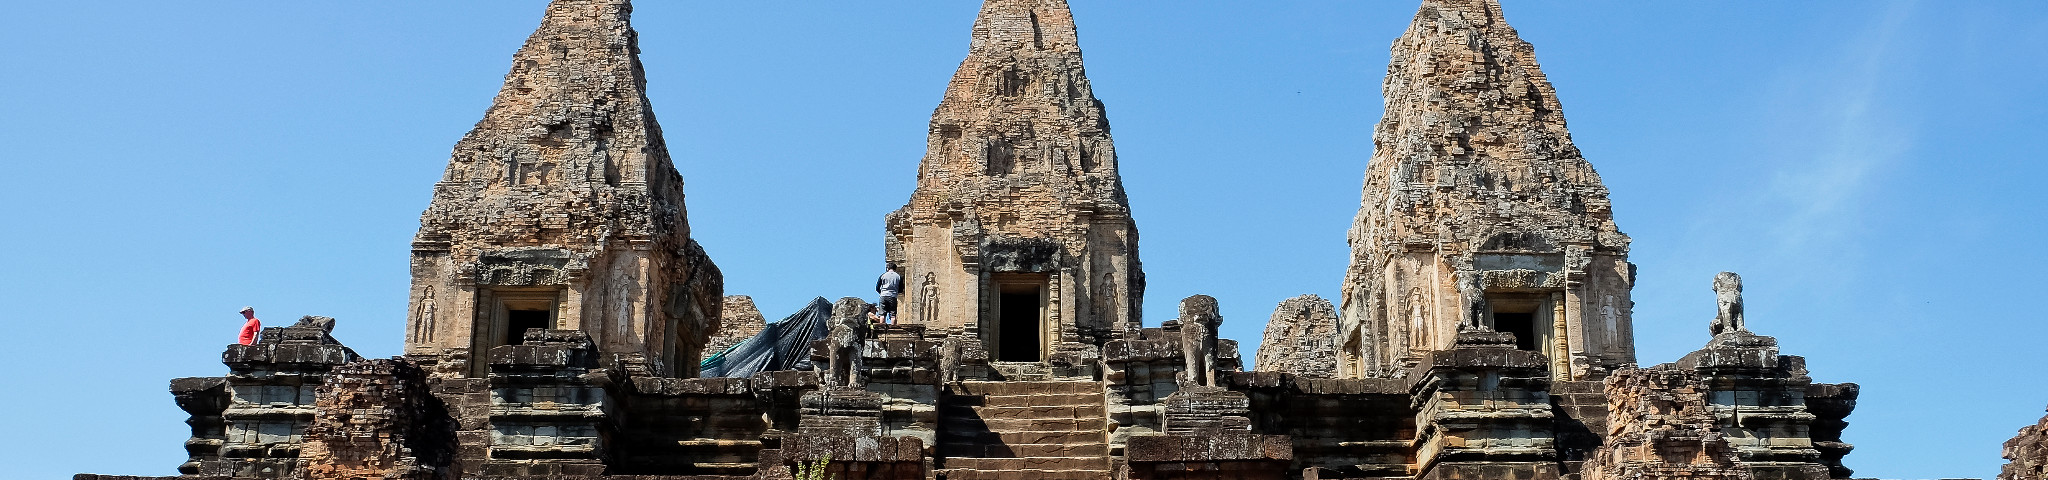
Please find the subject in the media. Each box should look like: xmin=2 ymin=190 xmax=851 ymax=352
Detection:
xmin=1338 ymin=0 xmax=1636 ymax=380
xmin=886 ymin=0 xmax=1142 ymax=363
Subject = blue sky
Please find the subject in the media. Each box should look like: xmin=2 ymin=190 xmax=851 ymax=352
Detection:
xmin=2 ymin=2 xmax=2042 ymax=478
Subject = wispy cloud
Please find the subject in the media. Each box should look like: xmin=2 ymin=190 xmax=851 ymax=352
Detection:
xmin=1754 ymin=1 xmax=1916 ymax=265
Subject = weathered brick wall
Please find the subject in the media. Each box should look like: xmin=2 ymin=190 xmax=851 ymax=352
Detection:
xmin=298 ymin=359 xmax=452 ymax=480
xmin=2004 ymin=406 xmax=2048 ymax=480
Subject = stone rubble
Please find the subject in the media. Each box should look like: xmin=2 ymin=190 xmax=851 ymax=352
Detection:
xmin=1252 ymin=295 xmax=1339 ymax=379
xmin=2003 ymin=406 xmax=2048 ymax=480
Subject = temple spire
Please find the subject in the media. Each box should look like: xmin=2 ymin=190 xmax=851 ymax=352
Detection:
xmin=886 ymin=0 xmax=1142 ymax=361
xmin=406 ymin=0 xmax=722 ymax=378
xmin=1336 ymin=0 xmax=1634 ymax=380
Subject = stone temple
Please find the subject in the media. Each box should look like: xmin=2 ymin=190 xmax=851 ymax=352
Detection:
xmin=73 ymin=0 xmax=2048 ymax=479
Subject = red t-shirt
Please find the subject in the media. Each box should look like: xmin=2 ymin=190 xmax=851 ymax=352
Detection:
xmin=238 ymin=318 xmax=261 ymax=345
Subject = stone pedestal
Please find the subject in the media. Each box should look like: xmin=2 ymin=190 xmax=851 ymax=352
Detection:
xmin=782 ymin=388 xmax=925 ymax=480
xmin=480 ymin=329 xmax=616 ymax=477
xmin=1130 ymin=386 xmax=1292 ymax=480
xmin=1673 ymin=332 xmax=1836 ymax=480
xmin=1411 ymin=332 xmax=1557 ymax=480
xmin=206 ymin=321 xmax=362 ymax=479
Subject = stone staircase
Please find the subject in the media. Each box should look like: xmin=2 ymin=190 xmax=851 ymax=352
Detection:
xmin=937 ymin=380 xmax=1110 ymax=480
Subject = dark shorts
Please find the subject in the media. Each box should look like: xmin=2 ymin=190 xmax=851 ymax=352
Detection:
xmin=879 ymin=295 xmax=899 ymax=314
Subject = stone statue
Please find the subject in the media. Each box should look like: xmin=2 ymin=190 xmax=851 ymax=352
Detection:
xmin=1711 ymin=272 xmax=1745 ymax=336
xmin=825 ymin=297 xmax=869 ymax=389
xmin=1455 ymin=270 xmax=1487 ymax=332
xmin=1177 ymin=295 xmax=1223 ymax=387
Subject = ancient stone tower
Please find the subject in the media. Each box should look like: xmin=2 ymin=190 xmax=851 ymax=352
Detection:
xmin=1337 ymin=0 xmax=1636 ymax=380
xmin=885 ymin=0 xmax=1142 ymax=362
xmin=404 ymin=0 xmax=722 ymax=378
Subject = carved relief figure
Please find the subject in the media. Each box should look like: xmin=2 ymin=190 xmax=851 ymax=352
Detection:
xmin=413 ymin=286 xmax=436 ymax=343
xmin=618 ymin=272 xmax=640 ymax=338
xmin=1600 ymin=294 xmax=1617 ymax=342
xmin=1096 ymin=273 xmax=1116 ymax=326
xmin=1177 ymin=295 xmax=1223 ymax=387
xmin=1408 ymin=288 xmax=1428 ymax=351
xmin=1711 ymin=271 xmax=1745 ymax=336
xmin=918 ymin=273 xmax=940 ymax=325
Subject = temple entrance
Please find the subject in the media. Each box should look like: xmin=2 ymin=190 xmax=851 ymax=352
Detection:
xmin=506 ymin=309 xmax=550 ymax=346
xmin=1494 ymin=312 xmax=1538 ymax=351
xmin=1486 ymin=293 xmax=1546 ymax=352
xmin=994 ymin=281 xmax=1045 ymax=362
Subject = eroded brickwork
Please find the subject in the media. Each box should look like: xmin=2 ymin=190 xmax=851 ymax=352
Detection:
xmin=298 ymin=359 xmax=452 ymax=480
xmin=1581 ymin=368 xmax=1747 ymax=480
xmin=1337 ymin=0 xmax=1635 ymax=381
xmin=1252 ymin=295 xmax=1339 ymax=379
xmin=707 ymin=295 xmax=767 ymax=355
xmin=2005 ymin=406 xmax=2048 ymax=480
xmin=405 ymin=0 xmax=721 ymax=379
xmin=885 ymin=0 xmax=1143 ymax=359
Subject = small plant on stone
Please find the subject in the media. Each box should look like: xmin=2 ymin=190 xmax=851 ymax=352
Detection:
xmin=794 ymin=453 xmax=833 ymax=480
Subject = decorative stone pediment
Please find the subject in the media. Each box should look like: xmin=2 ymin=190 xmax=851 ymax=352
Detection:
xmin=467 ymin=247 xmax=581 ymax=286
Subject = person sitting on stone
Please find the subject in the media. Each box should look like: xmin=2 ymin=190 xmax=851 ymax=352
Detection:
xmin=875 ymin=263 xmax=904 ymax=324
xmin=236 ymin=306 xmax=261 ymax=345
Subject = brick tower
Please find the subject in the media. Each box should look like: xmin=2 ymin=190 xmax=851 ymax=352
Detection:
xmin=885 ymin=0 xmax=1143 ymax=363
xmin=403 ymin=0 xmax=722 ymax=378
xmin=1337 ymin=0 xmax=1637 ymax=380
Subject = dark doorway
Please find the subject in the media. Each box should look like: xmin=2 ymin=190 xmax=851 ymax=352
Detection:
xmin=507 ymin=309 xmax=550 ymax=346
xmin=997 ymin=290 xmax=1041 ymax=362
xmin=1494 ymin=312 xmax=1538 ymax=351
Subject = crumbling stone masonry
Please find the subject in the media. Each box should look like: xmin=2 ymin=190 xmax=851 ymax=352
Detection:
xmin=1252 ymin=295 xmax=1340 ymax=379
xmin=884 ymin=0 xmax=1144 ymax=365
xmin=1337 ymin=0 xmax=1636 ymax=381
xmin=2005 ymin=407 xmax=2048 ymax=480
xmin=403 ymin=0 xmax=722 ymax=379
xmin=75 ymin=0 xmax=1907 ymax=479
xmin=707 ymin=295 xmax=769 ymax=356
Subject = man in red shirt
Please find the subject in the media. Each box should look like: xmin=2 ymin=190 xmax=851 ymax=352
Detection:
xmin=237 ymin=306 xmax=261 ymax=345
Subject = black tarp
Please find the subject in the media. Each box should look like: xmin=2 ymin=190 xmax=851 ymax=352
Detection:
xmin=700 ymin=296 xmax=833 ymax=378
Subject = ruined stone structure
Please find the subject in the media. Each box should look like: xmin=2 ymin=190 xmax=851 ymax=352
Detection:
xmin=707 ymin=295 xmax=768 ymax=355
xmin=80 ymin=1 xmax=1932 ymax=479
xmin=1337 ymin=0 xmax=1635 ymax=381
xmin=404 ymin=0 xmax=723 ymax=379
xmin=2004 ymin=407 xmax=2048 ymax=480
xmin=1252 ymin=295 xmax=1340 ymax=379
xmin=884 ymin=0 xmax=1143 ymax=365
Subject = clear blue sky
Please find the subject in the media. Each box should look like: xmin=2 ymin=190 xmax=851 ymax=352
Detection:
xmin=2 ymin=2 xmax=2041 ymax=478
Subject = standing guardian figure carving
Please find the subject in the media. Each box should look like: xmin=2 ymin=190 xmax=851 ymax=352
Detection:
xmin=1178 ymin=295 xmax=1223 ymax=387
xmin=1711 ymin=272 xmax=1746 ymax=336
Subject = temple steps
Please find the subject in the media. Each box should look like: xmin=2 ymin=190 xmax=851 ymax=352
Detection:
xmin=939 ymin=380 xmax=1110 ymax=479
